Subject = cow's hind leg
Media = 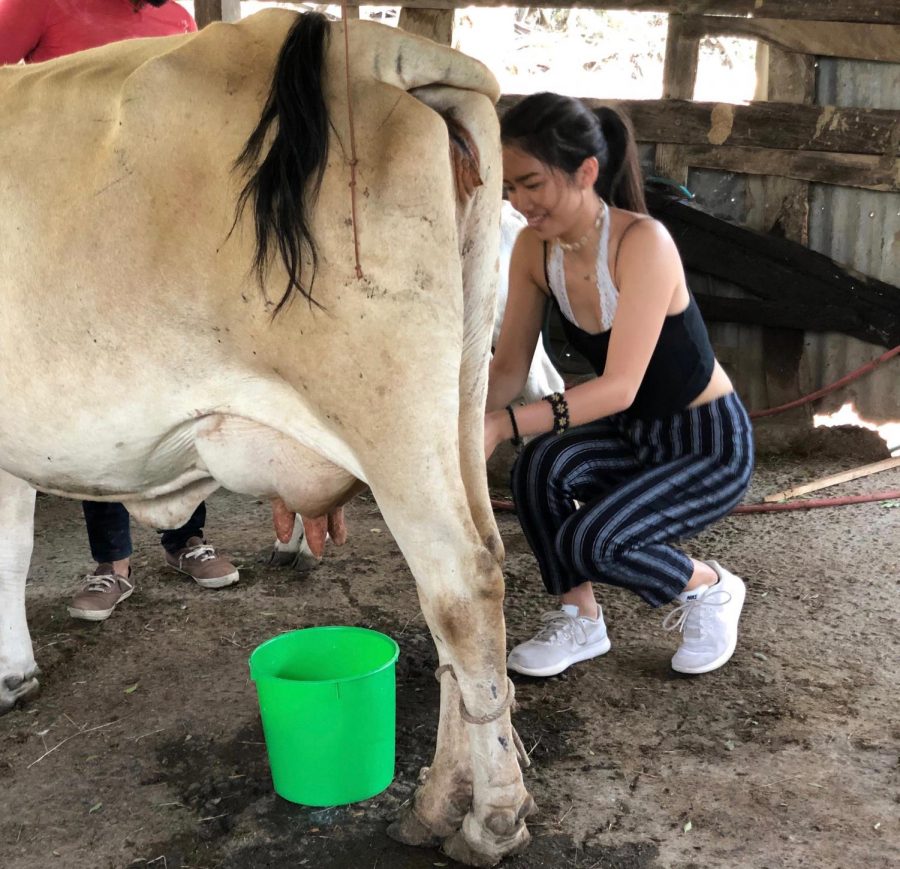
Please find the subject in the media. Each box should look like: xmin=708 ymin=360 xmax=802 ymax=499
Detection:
xmin=388 ymin=649 xmax=472 ymax=845
xmin=375 ymin=488 xmax=533 ymax=866
xmin=0 ymin=469 xmax=39 ymax=714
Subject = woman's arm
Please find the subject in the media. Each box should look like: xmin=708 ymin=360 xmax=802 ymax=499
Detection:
xmin=488 ymin=219 xmax=682 ymax=447
xmin=486 ymin=229 xmax=548 ymax=412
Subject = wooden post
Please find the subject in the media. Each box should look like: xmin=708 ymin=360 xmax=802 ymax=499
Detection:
xmin=656 ymin=14 xmax=700 ymax=186
xmin=195 ymin=0 xmax=240 ymax=29
xmin=751 ymin=45 xmax=817 ymax=427
xmin=398 ymin=8 xmax=455 ymax=45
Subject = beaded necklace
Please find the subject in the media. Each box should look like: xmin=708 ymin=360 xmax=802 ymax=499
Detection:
xmin=556 ymin=211 xmax=603 ymax=253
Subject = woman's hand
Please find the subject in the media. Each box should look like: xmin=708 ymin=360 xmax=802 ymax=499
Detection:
xmin=484 ymin=410 xmax=510 ymax=461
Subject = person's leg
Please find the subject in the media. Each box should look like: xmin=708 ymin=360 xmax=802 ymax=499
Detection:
xmin=70 ymin=501 xmax=135 ymax=621
xmin=557 ymin=395 xmax=753 ymax=601
xmin=160 ymin=501 xmax=239 ymax=589
xmin=510 ymin=416 xmax=639 ymax=606
xmin=159 ymin=502 xmax=206 ymax=554
xmin=82 ymin=500 xmax=132 ymax=569
xmin=507 ymin=418 xmax=639 ymax=676
xmin=555 ymin=394 xmax=754 ymax=672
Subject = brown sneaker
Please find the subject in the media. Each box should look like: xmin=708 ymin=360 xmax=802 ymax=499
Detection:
xmin=164 ymin=537 xmax=240 ymax=589
xmin=68 ymin=564 xmax=134 ymax=621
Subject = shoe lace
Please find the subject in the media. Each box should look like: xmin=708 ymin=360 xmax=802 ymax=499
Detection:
xmin=533 ymin=610 xmax=588 ymax=646
xmin=662 ymin=587 xmax=733 ymax=636
xmin=182 ymin=543 xmax=216 ymax=562
xmin=81 ymin=573 xmax=124 ymax=594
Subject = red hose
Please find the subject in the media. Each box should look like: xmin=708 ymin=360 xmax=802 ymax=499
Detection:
xmin=749 ymin=343 xmax=900 ymax=419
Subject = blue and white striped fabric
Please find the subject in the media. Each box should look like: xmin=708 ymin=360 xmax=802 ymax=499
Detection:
xmin=510 ymin=393 xmax=754 ymax=607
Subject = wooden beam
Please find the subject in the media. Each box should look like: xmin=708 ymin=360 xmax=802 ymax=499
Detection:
xmin=692 ymin=293 xmax=872 ymax=339
xmin=752 ymin=46 xmax=814 ymax=427
xmin=675 ymin=144 xmax=900 ymax=192
xmin=317 ymin=2 xmax=900 ymax=25
xmin=646 ymin=188 xmax=900 ymax=346
xmin=682 ymin=15 xmax=900 ymax=62
xmin=661 ymin=15 xmax=698 ymax=100
xmin=656 ymin=14 xmax=698 ymax=186
xmin=196 ymin=0 xmax=240 ymax=29
xmin=496 ymin=96 xmax=900 ymax=157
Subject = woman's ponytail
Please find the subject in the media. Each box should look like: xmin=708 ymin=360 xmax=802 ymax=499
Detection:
xmin=593 ymin=107 xmax=647 ymax=214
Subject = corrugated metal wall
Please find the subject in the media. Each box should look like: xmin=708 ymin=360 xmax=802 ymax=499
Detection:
xmin=805 ymin=59 xmax=900 ymax=422
xmin=683 ymin=60 xmax=899 ymax=426
xmin=685 ymin=169 xmax=771 ymax=412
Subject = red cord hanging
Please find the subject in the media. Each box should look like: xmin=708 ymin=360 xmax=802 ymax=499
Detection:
xmin=340 ymin=1 xmax=363 ymax=279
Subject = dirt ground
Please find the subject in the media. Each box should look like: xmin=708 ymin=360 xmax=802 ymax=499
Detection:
xmin=1 ymin=429 xmax=898 ymax=869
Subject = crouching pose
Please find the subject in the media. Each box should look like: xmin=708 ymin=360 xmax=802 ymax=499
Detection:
xmin=486 ymin=92 xmax=754 ymax=678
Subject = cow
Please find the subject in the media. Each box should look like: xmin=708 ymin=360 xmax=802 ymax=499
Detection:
xmin=267 ymin=201 xmax=564 ymax=569
xmin=0 ymin=10 xmax=533 ymax=865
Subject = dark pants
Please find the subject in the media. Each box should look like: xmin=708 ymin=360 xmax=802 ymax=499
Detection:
xmin=510 ymin=393 xmax=753 ymax=608
xmin=82 ymin=500 xmax=207 ymax=563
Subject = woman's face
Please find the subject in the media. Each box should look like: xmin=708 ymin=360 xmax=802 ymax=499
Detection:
xmin=502 ymin=146 xmax=584 ymax=240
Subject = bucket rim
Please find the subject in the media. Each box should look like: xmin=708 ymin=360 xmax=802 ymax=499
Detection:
xmin=249 ymin=625 xmax=400 ymax=686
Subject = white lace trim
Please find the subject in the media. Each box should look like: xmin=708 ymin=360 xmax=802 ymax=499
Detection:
xmin=547 ymin=200 xmax=618 ymax=333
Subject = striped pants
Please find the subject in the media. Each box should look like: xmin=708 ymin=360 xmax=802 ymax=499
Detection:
xmin=510 ymin=393 xmax=754 ymax=607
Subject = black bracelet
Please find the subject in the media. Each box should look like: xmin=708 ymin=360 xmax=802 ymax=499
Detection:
xmin=505 ymin=404 xmax=523 ymax=449
xmin=542 ymin=392 xmax=570 ymax=435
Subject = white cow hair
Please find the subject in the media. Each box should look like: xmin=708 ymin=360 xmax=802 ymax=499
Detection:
xmin=497 ymin=201 xmax=564 ymax=405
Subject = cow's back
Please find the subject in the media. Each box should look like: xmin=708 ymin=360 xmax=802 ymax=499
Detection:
xmin=0 ymin=11 xmax=502 ymax=494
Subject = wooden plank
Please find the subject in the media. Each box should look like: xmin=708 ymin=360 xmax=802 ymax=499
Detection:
xmin=753 ymin=47 xmax=813 ymax=423
xmin=398 ymin=8 xmax=455 ymax=45
xmin=683 ymin=15 xmax=900 ymax=62
xmin=646 ymin=189 xmax=900 ymax=348
xmin=676 ymin=144 xmax=900 ymax=192
xmin=655 ymin=14 xmax=698 ymax=186
xmin=196 ymin=0 xmax=240 ymax=28
xmin=624 ymin=100 xmax=896 ymax=155
xmin=319 ymin=2 xmax=900 ymax=25
xmin=692 ymin=293 xmax=872 ymax=339
xmin=762 ymin=458 xmax=900 ymax=502
xmin=496 ymin=96 xmax=900 ymax=157
xmin=662 ymin=15 xmax=698 ymax=100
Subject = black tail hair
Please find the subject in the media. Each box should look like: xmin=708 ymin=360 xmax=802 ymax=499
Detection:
xmin=234 ymin=12 xmax=331 ymax=314
xmin=593 ymin=107 xmax=646 ymax=214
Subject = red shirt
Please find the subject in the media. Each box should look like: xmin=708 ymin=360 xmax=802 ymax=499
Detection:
xmin=0 ymin=0 xmax=196 ymax=65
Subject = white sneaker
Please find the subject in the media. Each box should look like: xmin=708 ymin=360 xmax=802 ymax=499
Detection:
xmin=507 ymin=604 xmax=611 ymax=678
xmin=664 ymin=561 xmax=746 ymax=675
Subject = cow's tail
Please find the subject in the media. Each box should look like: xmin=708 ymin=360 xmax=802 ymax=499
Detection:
xmin=234 ymin=12 xmax=330 ymax=314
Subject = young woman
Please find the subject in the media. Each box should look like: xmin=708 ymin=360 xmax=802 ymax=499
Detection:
xmin=486 ymin=93 xmax=753 ymax=678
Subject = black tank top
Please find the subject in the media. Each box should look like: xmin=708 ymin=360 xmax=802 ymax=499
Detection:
xmin=543 ymin=224 xmax=715 ymax=419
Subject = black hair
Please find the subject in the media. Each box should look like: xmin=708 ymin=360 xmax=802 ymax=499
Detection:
xmin=500 ymin=92 xmax=646 ymax=214
xmin=234 ymin=12 xmax=331 ymax=314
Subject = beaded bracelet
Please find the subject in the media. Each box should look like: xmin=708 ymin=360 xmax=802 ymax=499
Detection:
xmin=505 ymin=404 xmax=523 ymax=449
xmin=542 ymin=391 xmax=570 ymax=435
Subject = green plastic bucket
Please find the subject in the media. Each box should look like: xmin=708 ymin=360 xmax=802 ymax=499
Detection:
xmin=249 ymin=626 xmax=400 ymax=806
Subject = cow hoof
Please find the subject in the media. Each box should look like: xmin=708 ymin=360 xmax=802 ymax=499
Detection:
xmin=261 ymin=546 xmax=320 ymax=573
xmin=387 ymin=805 xmax=441 ymax=848
xmin=442 ymin=823 xmax=531 ymax=868
xmin=0 ymin=671 xmax=40 ymax=715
